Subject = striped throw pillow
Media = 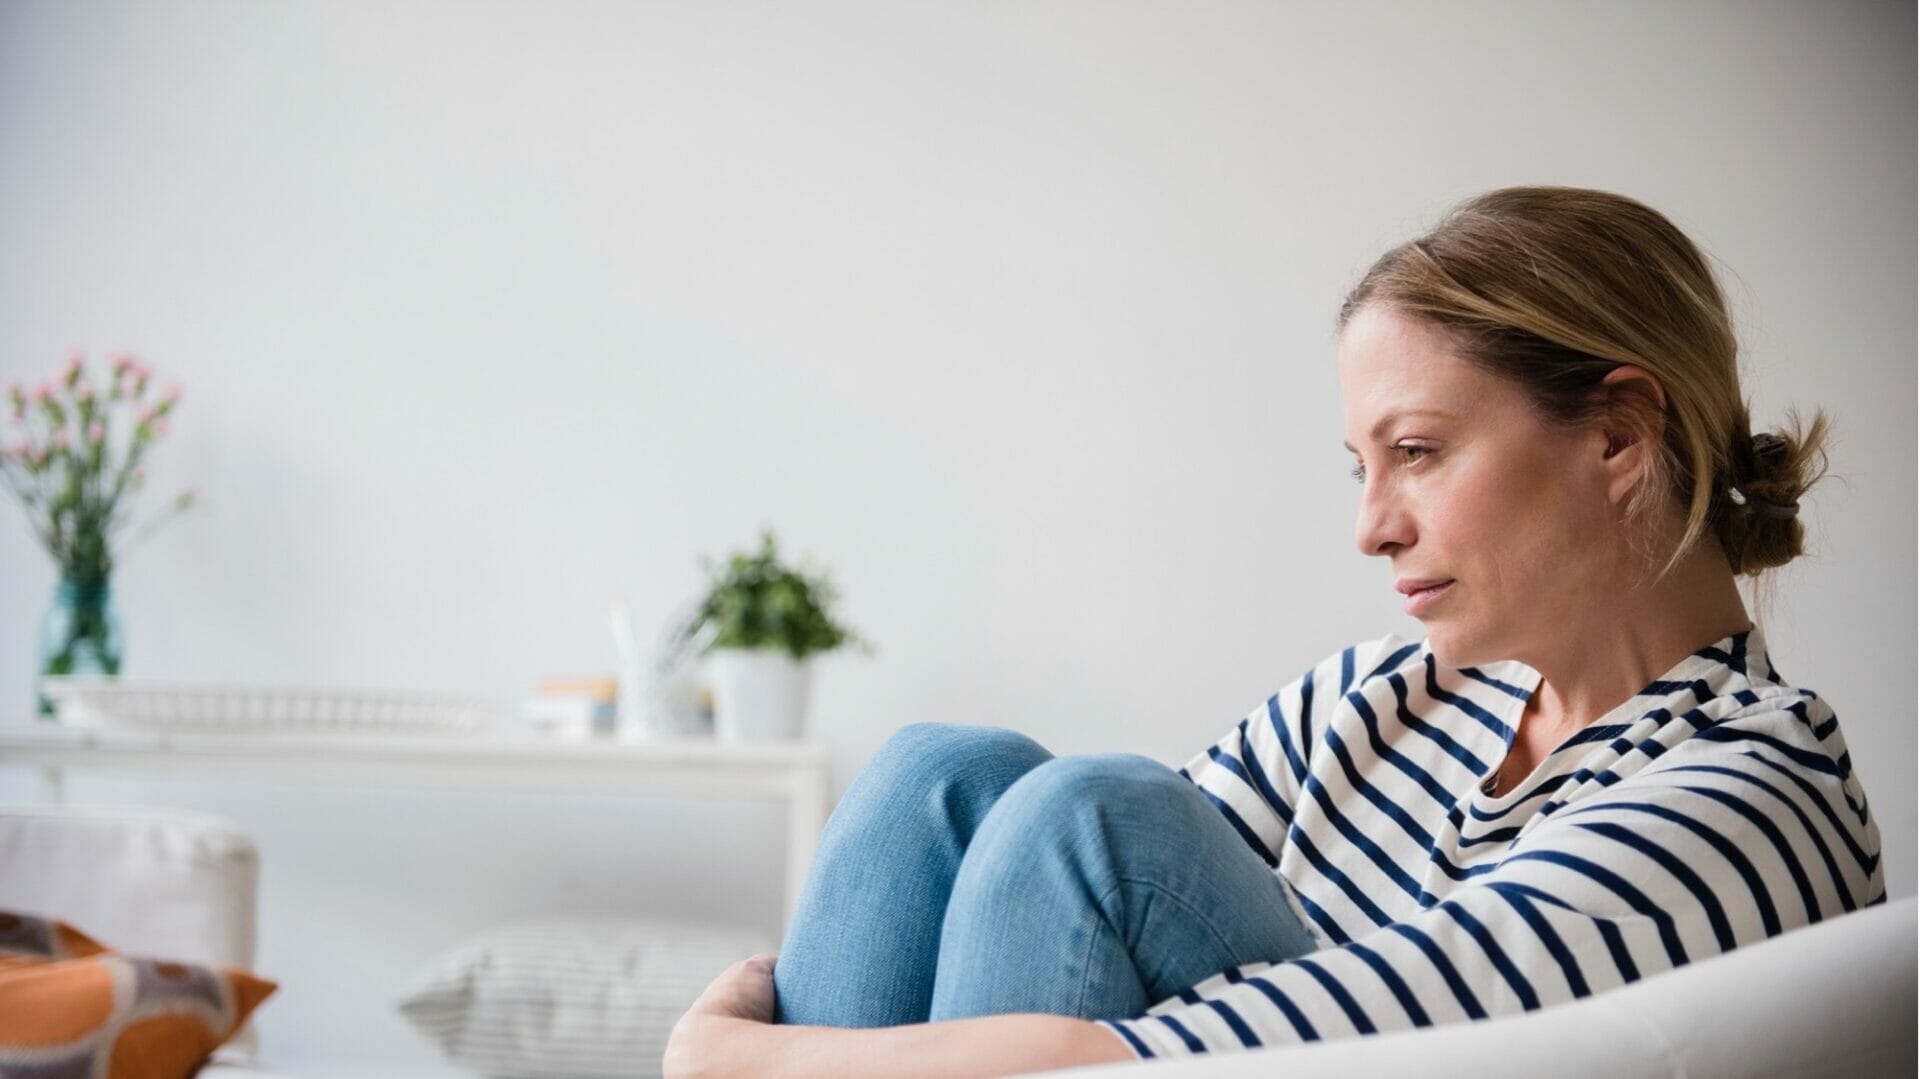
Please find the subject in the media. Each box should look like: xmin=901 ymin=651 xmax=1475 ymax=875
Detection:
xmin=395 ymin=918 xmax=772 ymax=1079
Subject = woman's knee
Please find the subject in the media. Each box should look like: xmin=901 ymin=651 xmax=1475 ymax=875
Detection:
xmin=869 ymin=722 xmax=1050 ymax=776
xmin=986 ymin=753 xmax=1190 ymax=828
xmin=953 ymin=754 xmax=1196 ymax=898
xmin=848 ymin=722 xmax=1054 ymax=811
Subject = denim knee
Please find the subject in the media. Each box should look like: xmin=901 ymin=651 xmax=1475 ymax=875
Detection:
xmin=1007 ymin=753 xmax=1181 ymax=804
xmin=848 ymin=722 xmax=1054 ymax=815
xmin=869 ymin=721 xmax=1050 ymax=776
xmin=976 ymin=754 xmax=1188 ymax=839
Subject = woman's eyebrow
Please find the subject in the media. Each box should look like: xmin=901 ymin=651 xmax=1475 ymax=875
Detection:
xmin=1341 ymin=408 xmax=1457 ymax=453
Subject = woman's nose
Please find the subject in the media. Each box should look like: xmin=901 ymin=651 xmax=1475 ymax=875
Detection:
xmin=1354 ymin=484 xmax=1410 ymax=557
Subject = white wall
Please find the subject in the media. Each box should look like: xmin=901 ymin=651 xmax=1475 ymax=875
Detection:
xmin=1 ymin=2 xmax=1911 ymax=1074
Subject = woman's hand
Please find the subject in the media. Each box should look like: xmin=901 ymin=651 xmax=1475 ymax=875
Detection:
xmin=690 ymin=952 xmax=780 ymax=1023
xmin=663 ymin=953 xmax=781 ymax=1079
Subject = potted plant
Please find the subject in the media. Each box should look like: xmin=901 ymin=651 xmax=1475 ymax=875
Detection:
xmin=2 ymin=352 xmax=195 ymax=716
xmin=669 ymin=530 xmax=869 ymax=740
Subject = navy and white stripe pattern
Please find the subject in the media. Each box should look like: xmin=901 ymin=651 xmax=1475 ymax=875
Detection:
xmin=1098 ymin=626 xmax=1884 ymax=1058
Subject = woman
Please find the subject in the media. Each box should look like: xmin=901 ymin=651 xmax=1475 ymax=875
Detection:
xmin=664 ymin=187 xmax=1885 ymax=1077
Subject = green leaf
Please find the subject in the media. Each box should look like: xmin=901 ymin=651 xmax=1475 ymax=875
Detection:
xmin=682 ymin=530 xmax=869 ymax=660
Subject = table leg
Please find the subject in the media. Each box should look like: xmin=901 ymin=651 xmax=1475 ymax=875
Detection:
xmin=35 ymin=765 xmax=65 ymax=804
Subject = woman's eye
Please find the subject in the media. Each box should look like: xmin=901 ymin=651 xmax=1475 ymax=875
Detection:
xmin=1351 ymin=445 xmax=1431 ymax=484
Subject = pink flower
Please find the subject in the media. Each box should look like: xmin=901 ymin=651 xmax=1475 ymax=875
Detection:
xmin=51 ymin=429 xmax=69 ymax=450
xmin=87 ymin=421 xmax=106 ymax=445
xmin=132 ymin=467 xmax=146 ymax=486
xmin=109 ymin=351 xmax=135 ymax=374
xmin=149 ymin=417 xmax=169 ymax=439
xmin=64 ymin=351 xmax=84 ymax=383
xmin=161 ymin=381 xmax=182 ymax=405
xmin=74 ymin=381 xmax=94 ymax=403
xmin=31 ymin=382 xmax=54 ymax=404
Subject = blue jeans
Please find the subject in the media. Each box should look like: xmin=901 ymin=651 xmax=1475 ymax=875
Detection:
xmin=772 ymin=722 xmax=1319 ymax=1027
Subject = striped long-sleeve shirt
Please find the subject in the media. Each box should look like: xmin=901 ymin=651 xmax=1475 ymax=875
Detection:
xmin=1097 ymin=625 xmax=1885 ymax=1058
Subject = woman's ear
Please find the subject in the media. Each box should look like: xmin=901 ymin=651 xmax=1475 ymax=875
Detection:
xmin=1596 ymin=366 xmax=1668 ymax=506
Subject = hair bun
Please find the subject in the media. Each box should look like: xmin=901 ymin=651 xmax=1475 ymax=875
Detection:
xmin=1721 ymin=415 xmax=1831 ymax=578
xmin=1736 ymin=431 xmax=1789 ymax=484
xmin=1732 ymin=433 xmax=1801 ymax=520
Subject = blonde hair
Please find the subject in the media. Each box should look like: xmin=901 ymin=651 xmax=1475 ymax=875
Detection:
xmin=1339 ymin=186 xmax=1829 ymax=583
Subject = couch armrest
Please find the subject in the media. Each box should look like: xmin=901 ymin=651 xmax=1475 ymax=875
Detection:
xmin=0 ymin=802 xmax=267 ymax=1062
xmin=0 ymin=803 xmax=259 ymax=967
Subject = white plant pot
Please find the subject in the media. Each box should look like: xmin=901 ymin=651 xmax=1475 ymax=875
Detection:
xmin=705 ymin=648 xmax=813 ymax=741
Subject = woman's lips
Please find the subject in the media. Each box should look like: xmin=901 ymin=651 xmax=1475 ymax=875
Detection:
xmin=1403 ymin=580 xmax=1455 ymax=616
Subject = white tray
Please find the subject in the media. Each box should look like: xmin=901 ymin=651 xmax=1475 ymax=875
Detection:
xmin=38 ymin=678 xmax=511 ymax=736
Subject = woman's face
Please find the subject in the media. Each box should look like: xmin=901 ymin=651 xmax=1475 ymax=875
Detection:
xmin=1337 ymin=304 xmax=1619 ymax=669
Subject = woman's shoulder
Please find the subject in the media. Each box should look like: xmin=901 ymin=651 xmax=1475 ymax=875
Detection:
xmin=1685 ymin=678 xmax=1845 ymax=766
xmin=1632 ymin=667 xmax=1884 ymax=900
xmin=1638 ymin=637 xmax=1870 ymax=815
xmin=1665 ymin=626 xmax=1837 ymax=738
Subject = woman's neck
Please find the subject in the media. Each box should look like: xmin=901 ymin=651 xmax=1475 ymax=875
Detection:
xmin=1514 ymin=541 xmax=1752 ymax=766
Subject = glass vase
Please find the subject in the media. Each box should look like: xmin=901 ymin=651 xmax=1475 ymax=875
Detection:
xmin=37 ymin=575 xmax=123 ymax=718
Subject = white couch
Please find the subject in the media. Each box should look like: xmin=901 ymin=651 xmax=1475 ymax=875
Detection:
xmin=3 ymin=803 xmax=1912 ymax=1077
xmin=1046 ymin=892 xmax=1916 ymax=1077
xmin=0 ymin=803 xmax=292 ymax=1078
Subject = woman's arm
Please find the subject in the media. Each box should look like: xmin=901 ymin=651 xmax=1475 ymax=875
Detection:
xmin=670 ymin=1011 xmax=1136 ymax=1079
xmin=1095 ymin=723 xmax=1882 ymax=1057
xmin=662 ymin=954 xmax=1137 ymax=1079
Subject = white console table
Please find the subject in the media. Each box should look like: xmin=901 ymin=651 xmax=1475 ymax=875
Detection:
xmin=0 ymin=724 xmax=831 ymax=930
